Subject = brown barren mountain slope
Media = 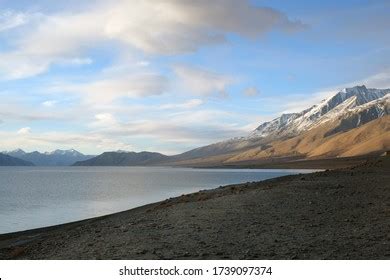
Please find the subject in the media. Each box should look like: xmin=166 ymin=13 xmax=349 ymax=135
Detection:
xmin=225 ymin=116 xmax=390 ymax=163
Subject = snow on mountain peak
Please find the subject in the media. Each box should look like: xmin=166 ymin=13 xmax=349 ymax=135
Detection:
xmin=249 ymin=85 xmax=390 ymax=139
xmin=11 ymin=148 xmax=26 ymax=154
xmin=2 ymin=149 xmax=26 ymax=156
xmin=48 ymin=149 xmax=82 ymax=156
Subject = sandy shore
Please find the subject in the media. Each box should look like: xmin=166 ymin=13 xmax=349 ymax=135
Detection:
xmin=0 ymin=157 xmax=389 ymax=260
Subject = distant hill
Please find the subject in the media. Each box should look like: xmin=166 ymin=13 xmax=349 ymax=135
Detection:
xmin=73 ymin=151 xmax=169 ymax=166
xmin=3 ymin=149 xmax=95 ymax=166
xmin=0 ymin=153 xmax=34 ymax=166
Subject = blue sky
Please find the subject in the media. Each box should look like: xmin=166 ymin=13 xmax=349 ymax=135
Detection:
xmin=0 ymin=0 xmax=389 ymax=154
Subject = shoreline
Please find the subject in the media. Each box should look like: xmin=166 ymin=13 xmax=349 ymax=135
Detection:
xmin=1 ymin=155 xmax=373 ymax=170
xmin=0 ymin=167 xmax=318 ymax=236
xmin=0 ymin=168 xmax=319 ymax=237
xmin=170 ymin=155 xmax=377 ymax=170
xmin=1 ymin=156 xmax=389 ymax=259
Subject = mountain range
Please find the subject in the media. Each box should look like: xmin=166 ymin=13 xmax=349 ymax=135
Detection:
xmin=0 ymin=153 xmax=34 ymax=166
xmin=73 ymin=151 xmax=168 ymax=166
xmin=2 ymin=85 xmax=389 ymax=167
xmin=2 ymin=149 xmax=95 ymax=166
xmin=167 ymin=85 xmax=389 ymax=166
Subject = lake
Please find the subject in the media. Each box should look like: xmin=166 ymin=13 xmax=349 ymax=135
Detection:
xmin=0 ymin=166 xmax=317 ymax=234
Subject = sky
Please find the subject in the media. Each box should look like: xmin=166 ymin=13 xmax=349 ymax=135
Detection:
xmin=0 ymin=0 xmax=389 ymax=155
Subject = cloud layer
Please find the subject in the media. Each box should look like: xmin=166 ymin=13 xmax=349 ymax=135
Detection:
xmin=0 ymin=0 xmax=304 ymax=79
xmin=173 ymin=65 xmax=233 ymax=98
xmin=0 ymin=10 xmax=29 ymax=32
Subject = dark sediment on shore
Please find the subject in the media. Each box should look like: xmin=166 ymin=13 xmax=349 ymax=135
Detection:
xmin=178 ymin=154 xmax=385 ymax=170
xmin=0 ymin=157 xmax=389 ymax=260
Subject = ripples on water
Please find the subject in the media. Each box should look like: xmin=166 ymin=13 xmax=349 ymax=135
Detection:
xmin=0 ymin=166 xmax=317 ymax=234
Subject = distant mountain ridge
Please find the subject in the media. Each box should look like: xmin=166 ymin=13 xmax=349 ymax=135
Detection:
xmin=73 ymin=151 xmax=169 ymax=166
xmin=3 ymin=149 xmax=95 ymax=166
xmin=0 ymin=153 xmax=34 ymax=166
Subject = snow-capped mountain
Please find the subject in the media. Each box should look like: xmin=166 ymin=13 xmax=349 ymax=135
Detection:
xmin=3 ymin=149 xmax=95 ymax=166
xmin=324 ymin=93 xmax=389 ymax=137
xmin=171 ymin=85 xmax=389 ymax=164
xmin=45 ymin=149 xmax=85 ymax=157
xmin=249 ymin=85 xmax=389 ymax=139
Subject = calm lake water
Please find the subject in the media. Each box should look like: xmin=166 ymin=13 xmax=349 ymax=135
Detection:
xmin=0 ymin=166 xmax=317 ymax=234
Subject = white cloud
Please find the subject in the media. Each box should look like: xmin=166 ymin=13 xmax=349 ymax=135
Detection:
xmin=160 ymin=99 xmax=203 ymax=110
xmin=174 ymin=65 xmax=232 ymax=97
xmin=351 ymin=70 xmax=390 ymax=89
xmin=94 ymin=118 xmax=247 ymax=145
xmin=52 ymin=73 xmax=169 ymax=104
xmin=243 ymin=87 xmax=260 ymax=97
xmin=42 ymin=100 xmax=57 ymax=107
xmin=101 ymin=0 xmax=304 ymax=54
xmin=58 ymin=57 xmax=93 ymax=66
xmin=92 ymin=113 xmax=118 ymax=127
xmin=49 ymin=65 xmax=230 ymax=105
xmin=17 ymin=127 xmax=31 ymax=135
xmin=0 ymin=10 xmax=29 ymax=32
xmin=82 ymin=106 xmax=252 ymax=149
xmin=136 ymin=61 xmax=150 ymax=67
xmin=0 ymin=53 xmax=50 ymax=79
xmin=0 ymin=101 xmax=78 ymax=122
xmin=0 ymin=0 xmax=304 ymax=79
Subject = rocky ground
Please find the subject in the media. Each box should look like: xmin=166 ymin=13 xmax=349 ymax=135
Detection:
xmin=0 ymin=156 xmax=389 ymax=259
